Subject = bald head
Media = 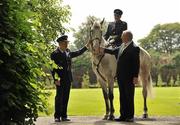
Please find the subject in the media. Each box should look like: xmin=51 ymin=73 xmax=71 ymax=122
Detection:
xmin=121 ymin=30 xmax=133 ymax=43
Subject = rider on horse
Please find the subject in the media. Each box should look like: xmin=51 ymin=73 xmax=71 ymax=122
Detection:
xmin=104 ymin=9 xmax=127 ymax=48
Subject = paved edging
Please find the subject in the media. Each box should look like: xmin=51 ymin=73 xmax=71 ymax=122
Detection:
xmin=35 ymin=116 xmax=180 ymax=125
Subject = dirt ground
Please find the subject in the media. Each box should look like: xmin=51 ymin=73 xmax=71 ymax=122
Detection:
xmin=35 ymin=116 xmax=180 ymax=125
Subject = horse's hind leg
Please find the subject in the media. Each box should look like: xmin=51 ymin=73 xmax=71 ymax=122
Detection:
xmin=98 ymin=79 xmax=110 ymax=120
xmin=142 ymin=77 xmax=148 ymax=118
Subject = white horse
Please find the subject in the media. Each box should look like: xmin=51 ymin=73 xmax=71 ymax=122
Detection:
xmin=88 ymin=20 xmax=153 ymax=120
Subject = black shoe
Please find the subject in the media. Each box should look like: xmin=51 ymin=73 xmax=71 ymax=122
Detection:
xmin=62 ymin=118 xmax=71 ymax=121
xmin=114 ymin=117 xmax=126 ymax=122
xmin=125 ymin=118 xmax=134 ymax=122
xmin=54 ymin=118 xmax=61 ymax=122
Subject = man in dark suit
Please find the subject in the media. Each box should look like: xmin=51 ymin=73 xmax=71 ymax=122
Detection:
xmin=104 ymin=9 xmax=127 ymax=47
xmin=100 ymin=30 xmax=140 ymax=122
xmin=50 ymin=35 xmax=88 ymax=122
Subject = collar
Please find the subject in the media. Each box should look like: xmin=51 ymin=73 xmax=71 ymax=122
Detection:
xmin=115 ymin=20 xmax=122 ymax=24
xmin=124 ymin=41 xmax=132 ymax=46
xmin=58 ymin=47 xmax=66 ymax=53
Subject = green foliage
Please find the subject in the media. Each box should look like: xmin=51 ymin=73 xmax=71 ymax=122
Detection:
xmin=172 ymin=51 xmax=180 ymax=69
xmin=30 ymin=0 xmax=71 ymax=42
xmin=82 ymin=72 xmax=90 ymax=88
xmin=71 ymin=53 xmax=92 ymax=88
xmin=139 ymin=23 xmax=180 ymax=54
xmin=0 ymin=0 xmax=70 ymax=124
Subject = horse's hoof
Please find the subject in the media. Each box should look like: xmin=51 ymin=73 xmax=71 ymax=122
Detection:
xmin=103 ymin=115 xmax=109 ymax=120
xmin=143 ymin=113 xmax=148 ymax=118
xmin=108 ymin=115 xmax=115 ymax=120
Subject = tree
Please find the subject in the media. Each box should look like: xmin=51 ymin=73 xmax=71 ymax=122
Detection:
xmin=139 ymin=23 xmax=180 ymax=86
xmin=171 ymin=52 xmax=180 ymax=85
xmin=139 ymin=23 xmax=180 ymax=54
xmin=149 ymin=50 xmax=161 ymax=86
xmin=71 ymin=53 xmax=92 ymax=88
xmin=82 ymin=72 xmax=90 ymax=88
xmin=31 ymin=0 xmax=71 ymax=42
xmin=0 ymin=0 xmax=70 ymax=124
xmin=160 ymin=64 xmax=173 ymax=86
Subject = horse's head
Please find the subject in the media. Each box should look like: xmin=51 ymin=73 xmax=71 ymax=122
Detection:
xmin=89 ymin=19 xmax=105 ymax=54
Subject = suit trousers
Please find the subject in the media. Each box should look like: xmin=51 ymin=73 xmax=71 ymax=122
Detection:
xmin=54 ymin=80 xmax=71 ymax=119
xmin=118 ymin=79 xmax=135 ymax=119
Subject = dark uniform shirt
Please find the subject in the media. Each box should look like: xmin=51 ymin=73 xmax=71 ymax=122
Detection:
xmin=104 ymin=20 xmax=127 ymax=47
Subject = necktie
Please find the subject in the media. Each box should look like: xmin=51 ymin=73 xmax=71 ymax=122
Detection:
xmin=117 ymin=43 xmax=126 ymax=62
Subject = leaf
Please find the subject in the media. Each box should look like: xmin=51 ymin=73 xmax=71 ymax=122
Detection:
xmin=0 ymin=59 xmax=4 ymax=64
xmin=3 ymin=44 xmax=11 ymax=56
xmin=1 ymin=81 xmax=14 ymax=89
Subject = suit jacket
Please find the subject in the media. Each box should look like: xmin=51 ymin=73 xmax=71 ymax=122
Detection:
xmin=51 ymin=46 xmax=87 ymax=83
xmin=104 ymin=42 xmax=140 ymax=82
xmin=104 ymin=20 xmax=127 ymax=46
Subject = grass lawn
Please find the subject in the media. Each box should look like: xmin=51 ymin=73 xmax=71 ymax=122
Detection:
xmin=40 ymin=87 xmax=180 ymax=116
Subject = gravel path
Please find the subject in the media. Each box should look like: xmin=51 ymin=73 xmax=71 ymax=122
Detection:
xmin=35 ymin=116 xmax=180 ymax=125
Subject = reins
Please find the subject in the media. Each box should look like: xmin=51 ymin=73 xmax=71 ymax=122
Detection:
xmin=93 ymin=54 xmax=106 ymax=81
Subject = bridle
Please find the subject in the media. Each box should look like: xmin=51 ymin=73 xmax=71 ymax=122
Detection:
xmin=89 ymin=26 xmax=103 ymax=53
xmin=89 ymin=25 xmax=106 ymax=81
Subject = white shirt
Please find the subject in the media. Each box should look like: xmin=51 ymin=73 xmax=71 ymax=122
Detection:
xmin=117 ymin=41 xmax=132 ymax=62
xmin=58 ymin=48 xmax=69 ymax=57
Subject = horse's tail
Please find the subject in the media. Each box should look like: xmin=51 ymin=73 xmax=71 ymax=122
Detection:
xmin=139 ymin=47 xmax=154 ymax=98
xmin=147 ymin=72 xmax=154 ymax=98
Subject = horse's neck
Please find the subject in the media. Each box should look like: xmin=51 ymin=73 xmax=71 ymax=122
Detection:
xmin=92 ymin=54 xmax=102 ymax=59
xmin=100 ymin=37 xmax=106 ymax=47
xmin=91 ymin=54 xmax=104 ymax=64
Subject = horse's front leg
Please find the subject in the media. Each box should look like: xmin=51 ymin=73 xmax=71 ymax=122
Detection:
xmin=99 ymin=79 xmax=110 ymax=120
xmin=102 ymin=89 xmax=110 ymax=120
xmin=108 ymin=79 xmax=115 ymax=120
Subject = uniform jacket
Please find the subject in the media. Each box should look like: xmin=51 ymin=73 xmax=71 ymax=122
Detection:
xmin=51 ymin=46 xmax=87 ymax=83
xmin=104 ymin=20 xmax=127 ymax=46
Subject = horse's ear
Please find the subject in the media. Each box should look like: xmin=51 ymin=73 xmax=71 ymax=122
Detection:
xmin=89 ymin=17 xmax=95 ymax=26
xmin=90 ymin=20 xmax=94 ymax=26
xmin=89 ymin=19 xmax=94 ymax=26
xmin=100 ymin=18 xmax=105 ymax=26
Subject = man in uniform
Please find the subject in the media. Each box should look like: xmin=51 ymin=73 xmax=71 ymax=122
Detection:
xmin=104 ymin=9 xmax=127 ymax=47
xmin=50 ymin=35 xmax=88 ymax=122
